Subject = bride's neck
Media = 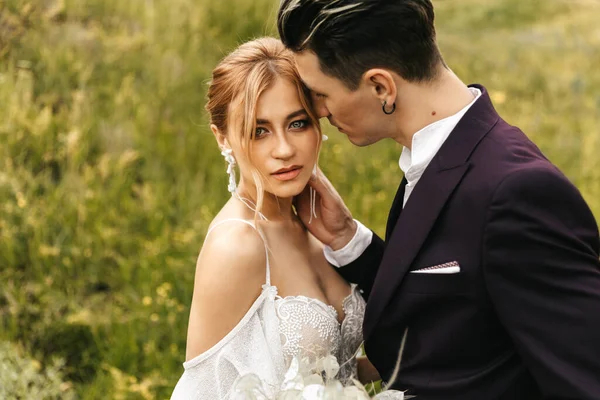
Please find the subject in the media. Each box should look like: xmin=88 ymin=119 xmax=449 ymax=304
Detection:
xmin=235 ymin=184 xmax=295 ymax=222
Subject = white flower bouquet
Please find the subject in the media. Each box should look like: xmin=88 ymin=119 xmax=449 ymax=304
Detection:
xmin=231 ymin=354 xmax=407 ymax=400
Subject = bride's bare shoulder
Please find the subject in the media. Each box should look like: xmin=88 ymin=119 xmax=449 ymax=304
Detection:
xmin=198 ymin=217 xmax=267 ymax=280
xmin=184 ymin=218 xmax=268 ymax=360
xmin=201 ymin=198 xmax=267 ymax=262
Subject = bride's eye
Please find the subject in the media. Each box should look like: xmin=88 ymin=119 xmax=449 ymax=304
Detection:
xmin=254 ymin=127 xmax=268 ymax=139
xmin=290 ymin=119 xmax=309 ymax=130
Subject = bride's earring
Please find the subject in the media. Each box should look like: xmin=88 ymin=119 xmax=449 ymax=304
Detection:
xmin=308 ymin=132 xmax=326 ymax=224
xmin=308 ymin=164 xmax=318 ymax=224
xmin=221 ymin=148 xmax=237 ymax=193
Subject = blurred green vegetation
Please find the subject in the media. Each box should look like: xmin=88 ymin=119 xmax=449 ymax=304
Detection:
xmin=0 ymin=340 xmax=75 ymax=399
xmin=0 ymin=0 xmax=599 ymax=398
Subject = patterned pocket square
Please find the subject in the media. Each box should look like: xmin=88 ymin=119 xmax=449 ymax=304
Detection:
xmin=410 ymin=261 xmax=460 ymax=274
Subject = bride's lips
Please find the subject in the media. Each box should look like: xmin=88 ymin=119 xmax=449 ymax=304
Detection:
xmin=271 ymin=166 xmax=303 ymax=181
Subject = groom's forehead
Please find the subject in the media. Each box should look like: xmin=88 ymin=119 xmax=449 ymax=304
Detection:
xmin=294 ymin=51 xmax=326 ymax=85
xmin=294 ymin=50 xmax=319 ymax=71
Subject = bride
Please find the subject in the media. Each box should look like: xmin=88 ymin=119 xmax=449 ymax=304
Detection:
xmin=170 ymin=38 xmax=380 ymax=399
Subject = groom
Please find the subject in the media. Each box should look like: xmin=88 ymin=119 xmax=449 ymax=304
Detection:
xmin=278 ymin=1 xmax=600 ymax=399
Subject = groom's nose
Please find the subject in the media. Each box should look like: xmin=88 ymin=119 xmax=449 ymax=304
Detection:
xmin=314 ymin=100 xmax=330 ymax=119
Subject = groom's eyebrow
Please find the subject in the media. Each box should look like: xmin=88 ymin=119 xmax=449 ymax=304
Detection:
xmin=302 ymin=81 xmax=326 ymax=97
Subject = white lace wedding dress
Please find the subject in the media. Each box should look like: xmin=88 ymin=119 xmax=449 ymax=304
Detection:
xmin=170 ymin=219 xmax=367 ymax=400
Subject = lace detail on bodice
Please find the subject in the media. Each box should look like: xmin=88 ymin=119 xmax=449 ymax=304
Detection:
xmin=275 ymin=295 xmax=341 ymax=364
xmin=339 ymin=284 xmax=367 ymax=382
xmin=275 ymin=284 xmax=365 ymax=383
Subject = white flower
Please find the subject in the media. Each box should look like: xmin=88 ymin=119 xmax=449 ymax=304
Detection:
xmin=230 ymin=373 xmax=269 ymax=400
xmin=232 ymin=355 xmax=406 ymax=399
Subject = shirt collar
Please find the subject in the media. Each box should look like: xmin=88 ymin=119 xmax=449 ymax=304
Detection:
xmin=399 ymin=87 xmax=482 ymax=182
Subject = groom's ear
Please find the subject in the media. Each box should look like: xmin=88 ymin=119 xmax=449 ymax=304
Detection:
xmin=364 ymin=69 xmax=398 ymax=107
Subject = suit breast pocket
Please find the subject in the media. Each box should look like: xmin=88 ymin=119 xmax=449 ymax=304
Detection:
xmin=401 ymin=271 xmax=468 ymax=294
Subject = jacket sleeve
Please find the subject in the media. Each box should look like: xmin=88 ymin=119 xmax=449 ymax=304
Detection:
xmin=483 ymin=166 xmax=600 ymax=399
xmin=336 ymin=232 xmax=385 ymax=300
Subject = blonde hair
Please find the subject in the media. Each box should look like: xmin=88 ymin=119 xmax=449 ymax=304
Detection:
xmin=206 ymin=37 xmax=321 ymax=217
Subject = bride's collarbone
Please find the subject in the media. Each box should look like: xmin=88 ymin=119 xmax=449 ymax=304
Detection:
xmin=259 ymin=219 xmax=307 ymax=241
xmin=262 ymin=225 xmax=323 ymax=265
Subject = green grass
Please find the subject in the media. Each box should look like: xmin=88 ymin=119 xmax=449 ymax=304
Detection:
xmin=0 ymin=0 xmax=599 ymax=398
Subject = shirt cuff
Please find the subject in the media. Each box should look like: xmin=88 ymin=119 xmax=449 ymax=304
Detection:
xmin=323 ymin=220 xmax=373 ymax=268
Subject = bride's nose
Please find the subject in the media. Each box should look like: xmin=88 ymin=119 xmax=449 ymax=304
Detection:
xmin=272 ymin=134 xmax=296 ymax=160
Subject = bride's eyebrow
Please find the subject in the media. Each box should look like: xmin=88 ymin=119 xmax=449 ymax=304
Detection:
xmin=285 ymin=109 xmax=308 ymax=120
xmin=255 ymin=109 xmax=307 ymax=125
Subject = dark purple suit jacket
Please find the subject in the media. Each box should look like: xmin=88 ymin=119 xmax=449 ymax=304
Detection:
xmin=338 ymin=85 xmax=600 ymax=400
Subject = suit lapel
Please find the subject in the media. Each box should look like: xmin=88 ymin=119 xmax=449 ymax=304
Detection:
xmin=363 ymin=84 xmax=501 ymax=339
xmin=385 ymin=177 xmax=407 ymax=241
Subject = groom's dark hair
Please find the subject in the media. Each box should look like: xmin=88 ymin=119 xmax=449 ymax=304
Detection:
xmin=277 ymin=0 xmax=444 ymax=90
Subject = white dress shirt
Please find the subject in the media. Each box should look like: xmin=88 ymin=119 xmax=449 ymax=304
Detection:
xmin=324 ymin=88 xmax=482 ymax=268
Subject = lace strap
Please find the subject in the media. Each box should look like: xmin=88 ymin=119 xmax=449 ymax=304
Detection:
xmin=205 ymin=218 xmax=271 ymax=286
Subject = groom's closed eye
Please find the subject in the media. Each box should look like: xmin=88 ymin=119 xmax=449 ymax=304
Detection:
xmin=301 ymin=80 xmax=325 ymax=97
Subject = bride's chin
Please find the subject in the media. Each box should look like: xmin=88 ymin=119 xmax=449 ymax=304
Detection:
xmin=271 ymin=190 xmax=301 ymax=200
xmin=268 ymin=183 xmax=307 ymax=201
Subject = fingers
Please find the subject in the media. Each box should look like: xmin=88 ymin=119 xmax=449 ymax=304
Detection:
xmin=308 ymin=167 xmax=340 ymax=201
xmin=294 ymin=184 xmax=320 ymax=228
